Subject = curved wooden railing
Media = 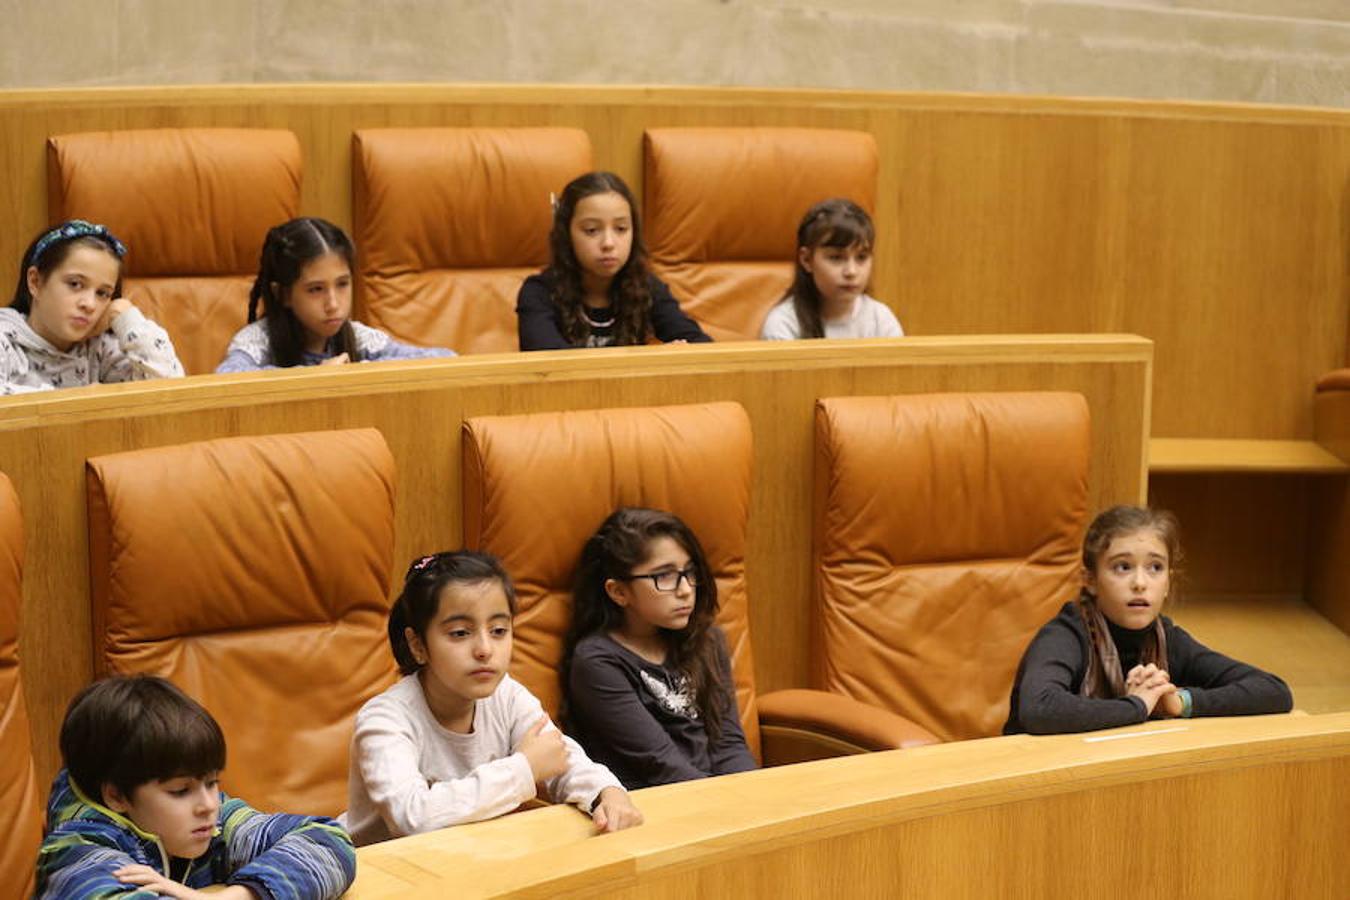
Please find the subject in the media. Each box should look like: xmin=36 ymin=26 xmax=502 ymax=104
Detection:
xmin=348 ymin=712 xmax=1350 ymax=898
xmin=0 ymin=336 xmax=1152 ymax=784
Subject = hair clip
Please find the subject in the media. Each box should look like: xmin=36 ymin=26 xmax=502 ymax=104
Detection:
xmin=32 ymin=219 xmax=127 ymax=263
xmin=412 ymin=555 xmax=437 ymax=572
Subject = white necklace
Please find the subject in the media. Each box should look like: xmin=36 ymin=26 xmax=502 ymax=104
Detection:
xmin=582 ymin=307 xmax=615 ymax=328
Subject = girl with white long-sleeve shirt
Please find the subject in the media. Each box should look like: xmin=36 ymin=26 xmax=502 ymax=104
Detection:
xmin=345 ymin=551 xmax=642 ymax=846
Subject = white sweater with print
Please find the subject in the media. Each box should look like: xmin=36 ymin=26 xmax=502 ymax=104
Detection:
xmin=0 ymin=307 xmax=184 ymax=394
xmin=344 ymin=674 xmax=621 ymax=846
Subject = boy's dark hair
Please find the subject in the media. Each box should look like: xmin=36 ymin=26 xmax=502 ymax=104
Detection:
xmin=545 ymin=171 xmax=654 ymax=347
xmin=10 ymin=220 xmax=126 ymax=314
xmin=388 ymin=550 xmax=519 ymax=676
xmin=786 ymin=198 xmax=876 ymax=339
xmin=59 ymin=675 xmax=226 ymax=802
xmin=248 ymin=216 xmax=362 ymax=367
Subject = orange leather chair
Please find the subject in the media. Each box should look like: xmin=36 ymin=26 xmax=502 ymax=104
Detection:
xmin=353 ymin=127 xmax=593 ymax=355
xmin=0 ymin=474 xmax=42 ymax=900
xmin=813 ymin=392 xmax=1091 ymax=742
xmin=462 ymin=401 xmax=937 ymax=766
xmin=643 ymin=127 xmax=878 ymax=342
xmin=85 ymin=429 xmax=396 ymax=816
xmin=47 ymin=128 xmax=302 ymax=375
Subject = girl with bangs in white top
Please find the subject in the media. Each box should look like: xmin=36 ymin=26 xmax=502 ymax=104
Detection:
xmin=345 ymin=550 xmax=642 ymax=846
xmin=760 ymin=198 xmax=903 ymax=341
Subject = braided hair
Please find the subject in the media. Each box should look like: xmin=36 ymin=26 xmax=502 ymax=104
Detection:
xmin=1075 ymin=505 xmax=1182 ymax=698
xmin=249 ymin=217 xmax=361 ymax=367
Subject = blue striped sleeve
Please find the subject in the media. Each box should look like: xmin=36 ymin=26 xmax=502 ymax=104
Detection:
xmin=218 ymin=796 xmax=357 ymax=900
xmin=35 ymin=832 xmax=164 ymax=899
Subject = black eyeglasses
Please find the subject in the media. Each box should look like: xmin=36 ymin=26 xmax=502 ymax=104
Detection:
xmin=624 ymin=565 xmax=700 ymax=593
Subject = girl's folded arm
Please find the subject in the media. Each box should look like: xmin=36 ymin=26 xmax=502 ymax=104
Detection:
xmin=354 ymin=710 xmax=536 ymax=836
xmin=708 ymin=636 xmax=756 ymax=774
xmin=98 ymin=307 xmax=185 ymax=382
xmin=1169 ymin=626 xmax=1293 ymax=716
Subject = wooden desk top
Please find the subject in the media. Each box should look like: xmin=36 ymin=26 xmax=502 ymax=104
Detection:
xmin=0 ymin=334 xmax=1153 ymax=427
xmin=1149 ymin=437 xmax=1349 ymax=474
xmin=347 ymin=711 xmax=1350 ymax=898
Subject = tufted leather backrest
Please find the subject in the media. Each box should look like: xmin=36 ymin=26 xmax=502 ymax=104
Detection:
xmin=644 ymin=127 xmax=878 ymax=341
xmin=47 ymin=128 xmax=302 ymax=375
xmin=814 ymin=392 xmax=1091 ymax=741
xmin=85 ymin=429 xmax=396 ymax=816
xmin=461 ymin=402 xmax=760 ymax=758
xmin=0 ymin=474 xmax=41 ymax=900
xmin=353 ymin=127 xmax=593 ymax=355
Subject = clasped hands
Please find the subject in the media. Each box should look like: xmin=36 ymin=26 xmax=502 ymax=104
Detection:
xmin=1124 ymin=663 xmax=1185 ymax=717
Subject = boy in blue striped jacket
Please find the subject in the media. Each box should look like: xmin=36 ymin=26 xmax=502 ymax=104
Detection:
xmin=34 ymin=675 xmax=355 ymax=899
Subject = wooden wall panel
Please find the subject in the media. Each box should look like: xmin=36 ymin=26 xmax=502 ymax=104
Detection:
xmin=0 ymin=336 xmax=1150 ymax=787
xmin=1310 ymin=390 xmax=1350 ymax=634
xmin=1147 ymin=472 xmax=1312 ymax=600
xmin=0 ymin=85 xmax=1344 ymax=440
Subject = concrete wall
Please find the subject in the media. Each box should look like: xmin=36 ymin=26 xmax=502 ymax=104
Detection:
xmin=3 ymin=1 xmax=1347 ymax=107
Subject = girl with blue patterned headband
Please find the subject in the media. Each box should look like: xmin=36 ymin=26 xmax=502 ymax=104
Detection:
xmin=2 ymin=220 xmax=184 ymax=394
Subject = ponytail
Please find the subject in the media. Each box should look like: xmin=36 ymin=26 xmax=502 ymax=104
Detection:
xmin=387 ymin=585 xmax=419 ymax=676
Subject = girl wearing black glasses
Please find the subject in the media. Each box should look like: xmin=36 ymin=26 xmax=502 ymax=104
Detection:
xmin=561 ymin=507 xmax=756 ymax=789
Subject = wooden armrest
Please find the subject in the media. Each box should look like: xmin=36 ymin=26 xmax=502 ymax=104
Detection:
xmin=1315 ymin=369 xmax=1350 ymax=393
xmin=757 ymin=689 xmax=940 ymax=766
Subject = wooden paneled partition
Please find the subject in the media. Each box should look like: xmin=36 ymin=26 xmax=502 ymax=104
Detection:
xmin=348 ymin=713 xmax=1350 ymax=898
xmin=3 ymin=85 xmax=1344 ymax=607
xmin=0 ymin=85 xmax=1343 ymax=441
xmin=0 ymin=336 xmax=1151 ymax=786
xmin=1311 ymin=386 xmax=1350 ymax=635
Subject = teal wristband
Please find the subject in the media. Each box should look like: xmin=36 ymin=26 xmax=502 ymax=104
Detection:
xmin=1177 ymin=688 xmax=1194 ymax=718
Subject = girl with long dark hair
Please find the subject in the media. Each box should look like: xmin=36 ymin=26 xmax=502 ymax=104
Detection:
xmin=562 ymin=507 xmax=756 ymax=789
xmin=516 ymin=172 xmax=710 ymax=350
